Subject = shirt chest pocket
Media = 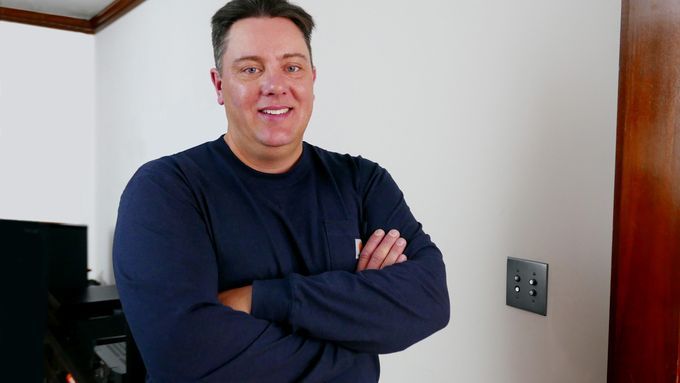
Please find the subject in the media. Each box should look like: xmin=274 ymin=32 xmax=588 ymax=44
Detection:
xmin=324 ymin=219 xmax=362 ymax=272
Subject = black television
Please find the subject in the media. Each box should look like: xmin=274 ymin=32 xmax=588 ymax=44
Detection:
xmin=0 ymin=219 xmax=88 ymax=383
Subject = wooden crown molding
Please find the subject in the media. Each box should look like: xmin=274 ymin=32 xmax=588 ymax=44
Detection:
xmin=91 ymin=0 xmax=145 ymax=33
xmin=0 ymin=0 xmax=144 ymax=34
xmin=0 ymin=7 xmax=94 ymax=33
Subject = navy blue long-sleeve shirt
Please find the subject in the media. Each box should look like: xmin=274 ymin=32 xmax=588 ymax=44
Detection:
xmin=113 ymin=136 xmax=449 ymax=382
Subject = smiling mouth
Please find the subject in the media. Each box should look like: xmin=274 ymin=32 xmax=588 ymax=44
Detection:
xmin=259 ymin=107 xmax=292 ymax=116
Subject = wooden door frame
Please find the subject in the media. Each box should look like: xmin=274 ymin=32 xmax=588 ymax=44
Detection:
xmin=607 ymin=0 xmax=680 ymax=382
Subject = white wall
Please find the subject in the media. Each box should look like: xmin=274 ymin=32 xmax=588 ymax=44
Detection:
xmin=0 ymin=21 xmax=97 ymax=276
xmin=92 ymin=0 xmax=620 ymax=381
xmin=93 ymin=1 xmax=223 ymax=283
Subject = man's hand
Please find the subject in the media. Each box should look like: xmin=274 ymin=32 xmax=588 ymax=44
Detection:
xmin=218 ymin=285 xmax=252 ymax=314
xmin=356 ymin=229 xmax=408 ymax=272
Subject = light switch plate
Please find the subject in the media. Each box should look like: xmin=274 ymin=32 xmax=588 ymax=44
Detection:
xmin=506 ymin=257 xmax=548 ymax=316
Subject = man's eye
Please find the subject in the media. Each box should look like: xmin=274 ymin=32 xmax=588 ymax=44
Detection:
xmin=287 ymin=65 xmax=301 ymax=73
xmin=243 ymin=67 xmax=260 ymax=74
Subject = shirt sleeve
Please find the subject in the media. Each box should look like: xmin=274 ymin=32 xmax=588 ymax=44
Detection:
xmin=113 ymin=160 xmax=360 ymax=383
xmin=251 ymin=161 xmax=450 ymax=354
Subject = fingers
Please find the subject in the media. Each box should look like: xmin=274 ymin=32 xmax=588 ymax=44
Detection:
xmin=365 ymin=229 xmax=400 ymax=270
xmin=357 ymin=229 xmax=385 ymax=271
xmin=380 ymin=237 xmax=407 ymax=269
xmin=356 ymin=228 xmax=410 ymax=271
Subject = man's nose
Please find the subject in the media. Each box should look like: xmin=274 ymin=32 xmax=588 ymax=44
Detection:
xmin=260 ymin=71 xmax=288 ymax=96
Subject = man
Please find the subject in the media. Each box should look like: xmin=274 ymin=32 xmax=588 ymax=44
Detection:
xmin=113 ymin=0 xmax=449 ymax=382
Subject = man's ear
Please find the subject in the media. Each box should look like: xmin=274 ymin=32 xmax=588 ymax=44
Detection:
xmin=312 ymin=66 xmax=317 ymax=82
xmin=210 ymin=68 xmax=225 ymax=105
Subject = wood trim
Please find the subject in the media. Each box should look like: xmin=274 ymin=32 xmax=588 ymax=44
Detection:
xmin=0 ymin=7 xmax=94 ymax=34
xmin=0 ymin=0 xmax=144 ymax=35
xmin=607 ymin=0 xmax=680 ymax=381
xmin=91 ymin=0 xmax=145 ymax=33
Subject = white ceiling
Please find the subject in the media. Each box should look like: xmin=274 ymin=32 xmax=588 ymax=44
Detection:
xmin=0 ymin=0 xmax=116 ymax=19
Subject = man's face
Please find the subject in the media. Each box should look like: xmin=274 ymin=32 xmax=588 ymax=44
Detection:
xmin=211 ymin=17 xmax=316 ymax=152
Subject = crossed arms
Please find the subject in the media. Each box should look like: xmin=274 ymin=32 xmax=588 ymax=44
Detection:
xmin=219 ymin=228 xmax=410 ymax=313
xmin=113 ymin=158 xmax=449 ymax=382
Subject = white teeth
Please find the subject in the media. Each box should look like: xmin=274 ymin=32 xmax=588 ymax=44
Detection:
xmin=261 ymin=108 xmax=290 ymax=115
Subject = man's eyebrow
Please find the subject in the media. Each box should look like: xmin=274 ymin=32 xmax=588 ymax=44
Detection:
xmin=232 ymin=53 xmax=309 ymax=64
xmin=282 ymin=53 xmax=309 ymax=61
xmin=232 ymin=55 xmax=262 ymax=64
